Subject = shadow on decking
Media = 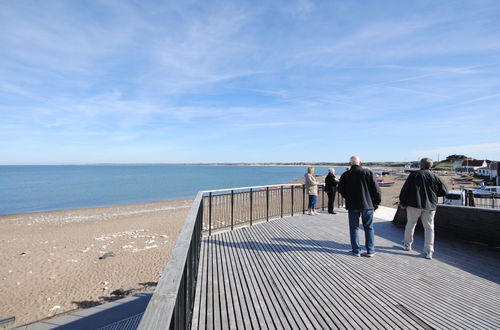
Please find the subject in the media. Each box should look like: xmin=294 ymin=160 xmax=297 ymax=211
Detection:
xmin=370 ymin=219 xmax=500 ymax=284
xmin=209 ymin=236 xmax=351 ymax=255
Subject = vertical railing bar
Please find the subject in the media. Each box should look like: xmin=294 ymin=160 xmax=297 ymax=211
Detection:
xmin=231 ymin=190 xmax=234 ymax=230
xmin=209 ymin=192 xmax=212 ymax=236
xmin=291 ymin=186 xmax=294 ymax=216
xmin=321 ymin=185 xmax=325 ymax=211
xmin=281 ymin=186 xmax=284 ymax=218
xmin=302 ymin=184 xmax=306 ymax=214
xmin=250 ymin=188 xmax=253 ymax=225
xmin=266 ymin=187 xmax=270 ymax=221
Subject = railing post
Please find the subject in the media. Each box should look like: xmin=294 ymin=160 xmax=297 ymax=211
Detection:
xmin=250 ymin=188 xmax=253 ymax=225
xmin=266 ymin=187 xmax=269 ymax=221
xmin=492 ymin=194 xmax=495 ymax=209
xmin=322 ymin=186 xmax=325 ymax=211
xmin=302 ymin=184 xmax=306 ymax=214
xmin=231 ymin=190 xmax=234 ymax=230
xmin=209 ymin=192 xmax=212 ymax=236
xmin=291 ymin=185 xmax=294 ymax=216
xmin=280 ymin=185 xmax=284 ymax=218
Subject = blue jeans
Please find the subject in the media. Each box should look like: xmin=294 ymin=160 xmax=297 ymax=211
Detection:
xmin=308 ymin=195 xmax=317 ymax=210
xmin=348 ymin=209 xmax=375 ymax=254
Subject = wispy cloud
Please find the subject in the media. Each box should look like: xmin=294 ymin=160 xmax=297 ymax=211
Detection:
xmin=1 ymin=0 xmax=500 ymax=163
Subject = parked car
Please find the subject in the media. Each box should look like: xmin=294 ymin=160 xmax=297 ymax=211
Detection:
xmin=472 ymin=186 xmax=500 ymax=197
xmin=443 ymin=190 xmax=465 ymax=205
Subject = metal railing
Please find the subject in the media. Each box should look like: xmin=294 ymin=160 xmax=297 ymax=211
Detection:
xmin=203 ymin=183 xmax=344 ymax=235
xmin=138 ymin=191 xmax=203 ymax=330
xmin=138 ymin=182 xmax=344 ymax=329
xmin=464 ymin=191 xmax=499 ymax=209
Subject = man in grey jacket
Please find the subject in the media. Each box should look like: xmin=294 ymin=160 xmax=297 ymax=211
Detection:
xmin=399 ymin=157 xmax=448 ymax=259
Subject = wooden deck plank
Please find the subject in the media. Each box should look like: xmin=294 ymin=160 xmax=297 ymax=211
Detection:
xmin=222 ymin=231 xmax=270 ymax=329
xmin=229 ymin=229 xmax=291 ymax=330
xmin=190 ymin=236 xmax=208 ymax=330
xmin=281 ymin=216 xmax=468 ymax=330
xmin=219 ymin=231 xmax=247 ymax=329
xmin=217 ymin=232 xmax=237 ymax=330
xmin=221 ymin=231 xmax=258 ymax=329
xmin=231 ymin=228 xmax=312 ymax=329
xmin=213 ymin=233 xmax=229 ymax=329
xmin=231 ymin=229 xmax=298 ymax=330
xmin=284 ymin=212 xmax=500 ymax=329
xmin=192 ymin=210 xmax=500 ymax=330
xmin=235 ymin=227 xmax=328 ymax=329
xmin=241 ymin=223 xmax=357 ymax=330
xmin=268 ymin=219 xmax=430 ymax=330
xmin=252 ymin=219 xmax=424 ymax=330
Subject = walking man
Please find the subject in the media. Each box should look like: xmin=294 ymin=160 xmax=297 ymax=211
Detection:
xmin=325 ymin=168 xmax=338 ymax=214
xmin=338 ymin=156 xmax=381 ymax=257
xmin=399 ymin=157 xmax=448 ymax=259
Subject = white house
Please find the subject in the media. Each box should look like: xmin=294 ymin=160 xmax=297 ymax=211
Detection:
xmin=457 ymin=160 xmax=487 ymax=175
xmin=477 ymin=167 xmax=490 ymax=177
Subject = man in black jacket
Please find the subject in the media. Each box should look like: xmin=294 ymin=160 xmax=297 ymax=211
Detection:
xmin=338 ymin=156 xmax=381 ymax=257
xmin=399 ymin=158 xmax=448 ymax=259
xmin=325 ymin=168 xmax=338 ymax=214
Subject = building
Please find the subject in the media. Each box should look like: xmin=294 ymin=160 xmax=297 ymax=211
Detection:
xmin=456 ymin=159 xmax=487 ymax=175
xmin=477 ymin=167 xmax=491 ymax=177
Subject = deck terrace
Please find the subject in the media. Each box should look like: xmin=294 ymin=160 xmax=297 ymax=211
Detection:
xmin=191 ymin=210 xmax=500 ymax=330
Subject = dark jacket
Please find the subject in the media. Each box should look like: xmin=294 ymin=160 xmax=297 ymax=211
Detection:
xmin=324 ymin=173 xmax=338 ymax=193
xmin=338 ymin=165 xmax=381 ymax=210
xmin=399 ymin=169 xmax=448 ymax=210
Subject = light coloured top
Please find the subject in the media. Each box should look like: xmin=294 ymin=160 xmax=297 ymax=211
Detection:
xmin=304 ymin=173 xmax=319 ymax=196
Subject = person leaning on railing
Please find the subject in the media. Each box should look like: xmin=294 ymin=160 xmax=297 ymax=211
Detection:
xmin=325 ymin=168 xmax=338 ymax=214
xmin=304 ymin=167 xmax=319 ymax=215
xmin=399 ymin=157 xmax=448 ymax=260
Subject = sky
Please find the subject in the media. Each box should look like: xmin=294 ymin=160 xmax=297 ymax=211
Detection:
xmin=1 ymin=0 xmax=500 ymax=164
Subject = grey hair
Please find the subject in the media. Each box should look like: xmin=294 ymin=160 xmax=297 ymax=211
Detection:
xmin=350 ymin=156 xmax=361 ymax=166
xmin=307 ymin=166 xmax=314 ymax=174
xmin=329 ymin=168 xmax=335 ymax=174
xmin=420 ymin=157 xmax=433 ymax=169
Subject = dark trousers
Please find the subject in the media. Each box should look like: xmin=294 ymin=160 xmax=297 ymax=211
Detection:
xmin=327 ymin=190 xmax=336 ymax=213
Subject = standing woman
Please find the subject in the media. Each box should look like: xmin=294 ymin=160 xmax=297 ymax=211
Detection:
xmin=304 ymin=167 xmax=319 ymax=215
xmin=325 ymin=168 xmax=338 ymax=214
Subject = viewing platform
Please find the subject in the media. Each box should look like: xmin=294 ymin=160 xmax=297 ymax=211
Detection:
xmin=190 ymin=211 xmax=500 ymax=329
xmin=133 ymin=184 xmax=500 ymax=330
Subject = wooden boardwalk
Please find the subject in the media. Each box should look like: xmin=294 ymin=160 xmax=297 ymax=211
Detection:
xmin=191 ymin=210 xmax=500 ymax=330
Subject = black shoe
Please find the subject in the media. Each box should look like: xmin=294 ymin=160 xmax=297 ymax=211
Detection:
xmin=332 ymin=211 xmax=336 ymax=214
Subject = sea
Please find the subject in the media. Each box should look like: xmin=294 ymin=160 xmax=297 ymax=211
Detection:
xmin=0 ymin=165 xmax=346 ymax=216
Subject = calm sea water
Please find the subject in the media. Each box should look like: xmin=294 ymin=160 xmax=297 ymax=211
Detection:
xmin=0 ymin=165 xmax=345 ymax=216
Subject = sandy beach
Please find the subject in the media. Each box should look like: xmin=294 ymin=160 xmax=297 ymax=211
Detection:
xmin=0 ymin=199 xmax=192 ymax=328
xmin=0 ymin=170 xmax=457 ymax=328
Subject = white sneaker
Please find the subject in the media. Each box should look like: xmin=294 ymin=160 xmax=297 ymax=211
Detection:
xmin=425 ymin=252 xmax=433 ymax=260
xmin=307 ymin=212 xmax=313 ymax=216
xmin=402 ymin=243 xmax=412 ymax=251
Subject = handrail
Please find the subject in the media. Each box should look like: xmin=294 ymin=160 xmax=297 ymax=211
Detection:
xmin=138 ymin=191 xmax=204 ymax=330
xmin=138 ymin=182 xmax=344 ymax=329
xmin=202 ymin=182 xmax=312 ymax=194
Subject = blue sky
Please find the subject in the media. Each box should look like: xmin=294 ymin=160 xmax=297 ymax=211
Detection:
xmin=1 ymin=0 xmax=500 ymax=164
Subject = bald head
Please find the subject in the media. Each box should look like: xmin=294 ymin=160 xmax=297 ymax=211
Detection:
xmin=350 ymin=156 xmax=361 ymax=166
